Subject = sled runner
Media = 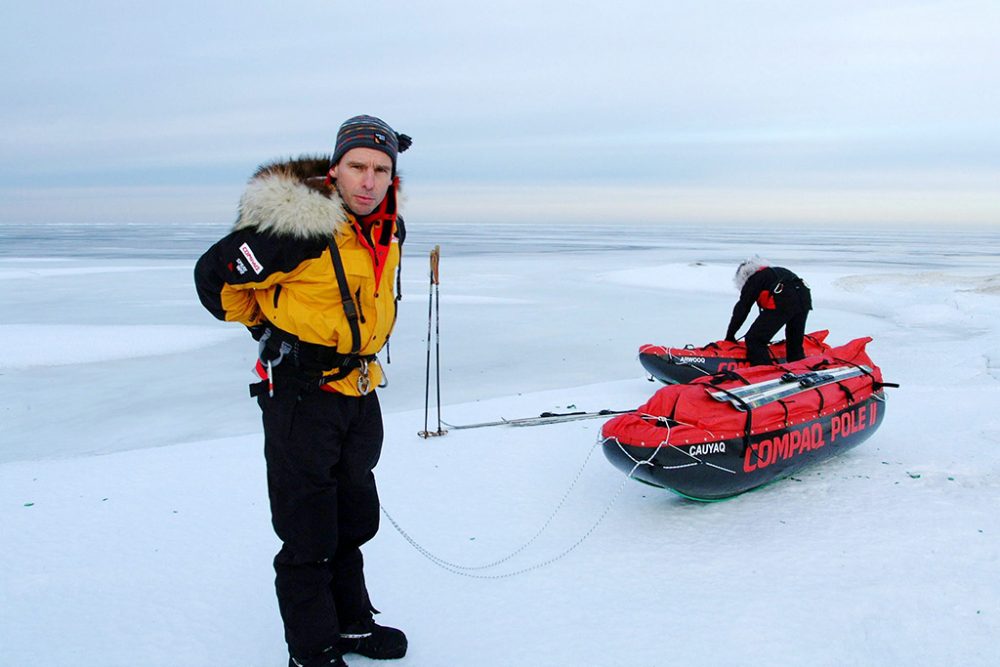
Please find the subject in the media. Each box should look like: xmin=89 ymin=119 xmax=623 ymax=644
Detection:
xmin=604 ymin=337 xmax=891 ymax=501
xmin=639 ymin=330 xmax=832 ymax=384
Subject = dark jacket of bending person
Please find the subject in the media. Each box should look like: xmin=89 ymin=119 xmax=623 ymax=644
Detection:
xmin=726 ymin=256 xmax=812 ymax=366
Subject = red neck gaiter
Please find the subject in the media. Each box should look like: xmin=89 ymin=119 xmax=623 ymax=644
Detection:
xmin=350 ymin=177 xmax=399 ymax=290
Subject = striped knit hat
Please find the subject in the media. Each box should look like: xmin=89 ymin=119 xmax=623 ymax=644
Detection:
xmin=331 ymin=115 xmax=410 ymax=173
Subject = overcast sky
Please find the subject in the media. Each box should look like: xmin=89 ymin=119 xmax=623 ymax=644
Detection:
xmin=2 ymin=0 xmax=998 ymax=226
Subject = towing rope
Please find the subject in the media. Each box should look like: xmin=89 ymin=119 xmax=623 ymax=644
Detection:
xmin=380 ymin=435 xmax=644 ymax=580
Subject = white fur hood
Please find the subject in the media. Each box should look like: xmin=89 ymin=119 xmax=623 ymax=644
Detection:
xmin=734 ymin=255 xmax=770 ymax=291
xmin=233 ymin=156 xmax=349 ymax=239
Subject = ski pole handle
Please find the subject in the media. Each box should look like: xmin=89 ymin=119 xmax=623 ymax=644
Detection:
xmin=430 ymin=245 xmax=441 ymax=285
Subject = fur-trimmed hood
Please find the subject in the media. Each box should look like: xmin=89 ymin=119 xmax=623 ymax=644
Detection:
xmin=734 ymin=255 xmax=770 ymax=291
xmin=233 ymin=156 xmax=349 ymax=239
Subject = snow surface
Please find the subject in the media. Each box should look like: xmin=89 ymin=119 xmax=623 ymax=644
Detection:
xmin=1 ymin=224 xmax=998 ymax=666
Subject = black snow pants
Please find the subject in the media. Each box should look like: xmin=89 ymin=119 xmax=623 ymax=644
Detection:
xmin=258 ymin=380 xmax=383 ymax=659
xmin=745 ymin=282 xmax=813 ymax=366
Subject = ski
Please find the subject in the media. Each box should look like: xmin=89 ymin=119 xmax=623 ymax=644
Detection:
xmin=440 ymin=409 xmax=633 ymax=430
xmin=709 ymin=365 xmax=871 ymax=411
xmin=712 ymin=365 xmax=868 ymax=401
xmin=711 ymin=365 xmax=869 ymax=401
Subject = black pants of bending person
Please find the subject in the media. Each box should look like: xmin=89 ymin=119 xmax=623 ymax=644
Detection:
xmin=744 ymin=308 xmax=810 ymax=366
xmin=258 ymin=383 xmax=383 ymax=660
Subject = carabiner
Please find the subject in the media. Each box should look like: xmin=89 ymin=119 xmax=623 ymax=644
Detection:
xmin=357 ymin=358 xmax=372 ymax=395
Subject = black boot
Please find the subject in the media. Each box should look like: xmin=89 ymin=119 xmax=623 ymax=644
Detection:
xmin=337 ymin=617 xmax=407 ymax=660
xmin=288 ymin=646 xmax=348 ymax=667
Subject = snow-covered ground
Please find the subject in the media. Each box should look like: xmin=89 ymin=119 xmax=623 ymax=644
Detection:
xmin=1 ymin=223 xmax=998 ymax=666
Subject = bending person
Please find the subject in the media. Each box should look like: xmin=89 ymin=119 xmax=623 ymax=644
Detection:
xmin=725 ymin=256 xmax=812 ymax=366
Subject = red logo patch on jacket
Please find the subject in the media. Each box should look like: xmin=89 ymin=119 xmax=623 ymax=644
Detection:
xmin=239 ymin=243 xmax=264 ymax=274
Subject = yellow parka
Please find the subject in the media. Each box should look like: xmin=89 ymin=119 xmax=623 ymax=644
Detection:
xmin=194 ymin=157 xmax=402 ymax=396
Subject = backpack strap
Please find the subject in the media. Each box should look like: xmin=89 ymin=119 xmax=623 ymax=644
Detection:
xmin=327 ymin=237 xmax=361 ymax=356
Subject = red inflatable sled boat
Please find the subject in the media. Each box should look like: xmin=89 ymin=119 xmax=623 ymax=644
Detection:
xmin=639 ymin=330 xmax=832 ymax=385
xmin=604 ymin=337 xmax=892 ymax=501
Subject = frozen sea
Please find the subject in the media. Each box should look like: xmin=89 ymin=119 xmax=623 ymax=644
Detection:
xmin=1 ymin=220 xmax=998 ymax=666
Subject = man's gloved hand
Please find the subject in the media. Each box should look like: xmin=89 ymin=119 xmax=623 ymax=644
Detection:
xmin=257 ymin=327 xmax=294 ymax=368
xmin=396 ymin=133 xmax=413 ymax=153
xmin=248 ymin=324 xmax=269 ymax=341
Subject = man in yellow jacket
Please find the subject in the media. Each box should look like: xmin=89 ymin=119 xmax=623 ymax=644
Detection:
xmin=195 ymin=115 xmax=410 ymax=667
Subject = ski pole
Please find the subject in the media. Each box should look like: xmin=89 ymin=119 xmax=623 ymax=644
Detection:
xmin=420 ymin=248 xmax=434 ymax=437
xmin=431 ymin=246 xmax=443 ymax=434
xmin=420 ymin=246 xmax=446 ymax=438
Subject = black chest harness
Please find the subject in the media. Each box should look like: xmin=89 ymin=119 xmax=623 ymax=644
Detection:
xmin=250 ymin=237 xmax=383 ymax=398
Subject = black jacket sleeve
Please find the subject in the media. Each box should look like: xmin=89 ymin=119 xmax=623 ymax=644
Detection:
xmin=193 ymin=228 xmax=326 ymax=325
xmin=194 ymin=235 xmax=236 ymax=322
xmin=725 ymin=269 xmax=775 ymax=340
xmin=726 ymin=283 xmax=756 ymax=341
